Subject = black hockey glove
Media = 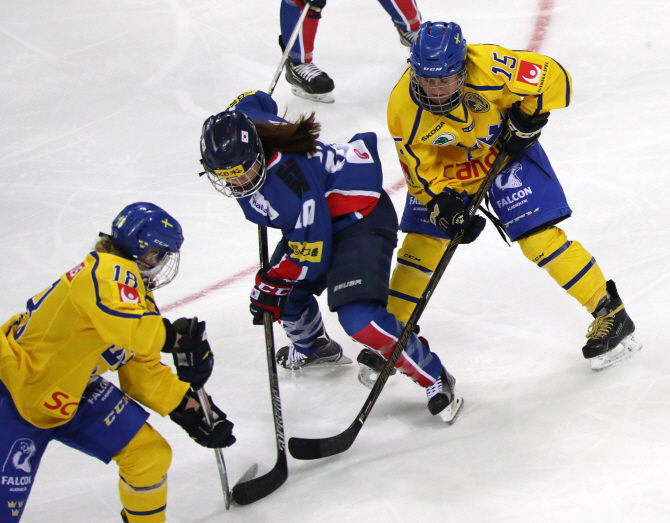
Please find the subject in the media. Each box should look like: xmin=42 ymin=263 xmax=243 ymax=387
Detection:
xmin=164 ymin=318 xmax=213 ymax=391
xmin=169 ymin=389 xmax=236 ymax=449
xmin=428 ymin=189 xmax=486 ymax=244
xmin=502 ymin=102 xmax=550 ymax=159
xmin=250 ymin=269 xmax=293 ymax=325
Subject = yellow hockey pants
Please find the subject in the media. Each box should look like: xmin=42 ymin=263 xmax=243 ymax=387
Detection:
xmin=388 ymin=227 xmax=607 ymax=324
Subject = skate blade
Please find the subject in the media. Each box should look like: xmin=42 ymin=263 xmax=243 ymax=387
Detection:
xmin=314 ymin=354 xmax=352 ymax=366
xmin=590 ymin=334 xmax=642 ymax=371
xmin=290 ymin=86 xmax=335 ymax=104
xmin=284 ymin=354 xmax=353 ymax=370
xmin=438 ymin=394 xmax=464 ymax=425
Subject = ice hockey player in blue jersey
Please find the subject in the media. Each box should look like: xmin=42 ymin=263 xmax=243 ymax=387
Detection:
xmin=199 ymin=90 xmax=463 ymax=423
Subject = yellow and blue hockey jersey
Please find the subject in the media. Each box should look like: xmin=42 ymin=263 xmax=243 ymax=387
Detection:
xmin=388 ymin=44 xmax=572 ymax=204
xmin=0 ymin=252 xmax=188 ymax=429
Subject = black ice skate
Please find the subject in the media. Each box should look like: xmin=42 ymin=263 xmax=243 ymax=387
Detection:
xmin=356 ymin=348 xmax=397 ymax=389
xmin=582 ymin=280 xmax=642 ymax=371
xmin=426 ymin=367 xmax=463 ymax=424
xmin=284 ymin=58 xmax=335 ymax=104
xmin=277 ymin=334 xmax=351 ymax=370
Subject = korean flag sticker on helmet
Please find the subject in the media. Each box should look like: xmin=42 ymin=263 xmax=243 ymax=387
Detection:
xmin=241 ymin=130 xmax=249 ymax=143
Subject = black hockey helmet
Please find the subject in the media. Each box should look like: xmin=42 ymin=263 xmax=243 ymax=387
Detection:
xmin=199 ymin=110 xmax=266 ymax=198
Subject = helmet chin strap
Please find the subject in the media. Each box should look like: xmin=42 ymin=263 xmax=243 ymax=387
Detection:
xmin=136 ymin=259 xmax=162 ymax=288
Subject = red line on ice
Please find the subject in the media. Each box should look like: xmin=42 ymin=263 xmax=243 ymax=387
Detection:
xmin=528 ymin=0 xmax=554 ymax=52
xmin=162 ymin=4 xmax=552 ymax=312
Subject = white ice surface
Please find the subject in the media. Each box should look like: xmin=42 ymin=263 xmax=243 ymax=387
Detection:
xmin=1 ymin=0 xmax=669 ymax=521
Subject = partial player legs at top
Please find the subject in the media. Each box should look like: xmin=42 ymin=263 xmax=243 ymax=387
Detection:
xmin=376 ymin=0 xmax=422 ymax=47
xmin=279 ymin=0 xmax=423 ymax=102
xmin=280 ymin=0 xmax=335 ymax=103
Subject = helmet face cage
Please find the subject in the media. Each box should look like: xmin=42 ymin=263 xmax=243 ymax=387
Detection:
xmin=111 ymin=202 xmax=184 ymax=290
xmin=409 ymin=21 xmax=468 ymax=116
xmin=137 ymin=249 xmax=180 ymax=291
xmin=202 ymin=146 xmax=266 ymax=199
xmin=410 ymin=65 xmax=467 ymax=116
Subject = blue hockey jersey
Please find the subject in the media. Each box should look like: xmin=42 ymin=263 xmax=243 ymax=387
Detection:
xmin=229 ymin=91 xmax=385 ymax=283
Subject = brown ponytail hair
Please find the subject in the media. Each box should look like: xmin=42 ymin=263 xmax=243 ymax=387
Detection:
xmin=253 ymin=112 xmax=321 ymax=157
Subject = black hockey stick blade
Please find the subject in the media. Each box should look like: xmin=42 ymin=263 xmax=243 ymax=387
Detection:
xmin=234 ymin=463 xmax=259 ymax=486
xmin=231 ymin=453 xmax=287 ymax=505
xmin=289 ymin=417 xmax=363 ymax=460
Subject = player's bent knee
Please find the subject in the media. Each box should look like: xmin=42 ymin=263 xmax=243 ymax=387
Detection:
xmin=114 ymin=423 xmax=172 ymax=487
xmin=395 ymin=233 xmax=448 ymax=273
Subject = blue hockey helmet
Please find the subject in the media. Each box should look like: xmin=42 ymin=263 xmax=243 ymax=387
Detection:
xmin=409 ymin=21 xmax=468 ymax=115
xmin=111 ymin=202 xmax=184 ymax=290
xmin=200 ymin=110 xmax=266 ymax=199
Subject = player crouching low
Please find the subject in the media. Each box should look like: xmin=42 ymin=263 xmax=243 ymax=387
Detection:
xmin=0 ymin=203 xmax=235 ymax=523
xmin=199 ymin=90 xmax=463 ymax=423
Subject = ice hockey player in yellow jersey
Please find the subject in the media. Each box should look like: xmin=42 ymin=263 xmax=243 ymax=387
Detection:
xmin=359 ymin=21 xmax=642 ymax=381
xmin=0 ymin=202 xmax=235 ymax=523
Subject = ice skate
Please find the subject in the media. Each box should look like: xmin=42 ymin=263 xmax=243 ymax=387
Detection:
xmin=356 ymin=348 xmax=397 ymax=389
xmin=426 ymin=367 xmax=463 ymax=424
xmin=396 ymin=25 xmax=419 ymax=48
xmin=284 ymin=58 xmax=335 ymax=104
xmin=277 ymin=336 xmax=351 ymax=370
xmin=582 ymin=280 xmax=642 ymax=371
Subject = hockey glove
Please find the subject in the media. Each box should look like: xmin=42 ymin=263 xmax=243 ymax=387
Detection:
xmin=170 ymin=389 xmax=236 ymax=449
xmin=502 ymin=102 xmax=550 ymax=159
xmin=250 ymin=269 xmax=293 ymax=325
xmin=164 ymin=318 xmax=213 ymax=391
xmin=428 ymin=189 xmax=486 ymax=244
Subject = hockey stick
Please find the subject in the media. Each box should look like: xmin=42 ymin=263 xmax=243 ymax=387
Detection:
xmin=230 ymin=3 xmax=311 ymax=504
xmin=230 ymin=225 xmax=288 ymax=505
xmin=196 ymin=387 xmax=232 ymax=509
xmin=267 ymin=2 xmax=312 ymax=96
xmin=288 ymin=146 xmax=510 ymax=460
xmin=180 ymin=317 xmax=232 ymax=509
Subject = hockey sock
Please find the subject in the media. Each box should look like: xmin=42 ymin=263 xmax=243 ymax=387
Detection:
xmin=388 ymin=233 xmax=448 ymax=324
xmin=280 ymin=0 xmax=320 ymax=63
xmin=113 ymin=424 xmax=171 ymax=523
xmin=519 ymin=226 xmax=607 ymax=313
xmin=280 ymin=297 xmax=325 ymax=354
xmin=377 ymin=0 xmax=421 ymax=30
xmin=337 ymin=301 xmax=442 ymax=386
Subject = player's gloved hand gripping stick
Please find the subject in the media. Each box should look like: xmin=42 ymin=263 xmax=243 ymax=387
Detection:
xmin=167 ymin=318 xmax=233 ymax=509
